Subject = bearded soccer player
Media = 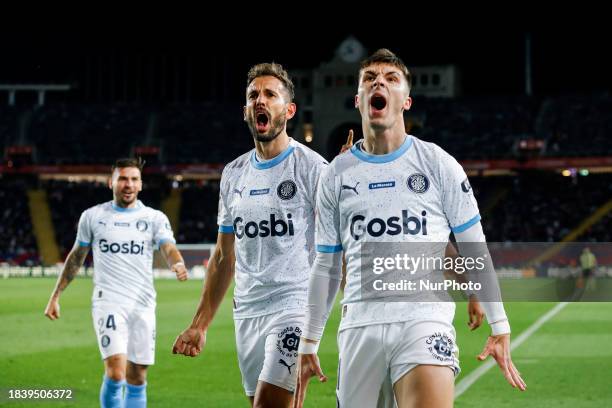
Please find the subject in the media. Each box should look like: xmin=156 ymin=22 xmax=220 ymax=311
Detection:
xmin=294 ymin=49 xmax=526 ymax=408
xmin=172 ymin=63 xmax=327 ymax=407
xmin=44 ymin=158 xmax=188 ymax=408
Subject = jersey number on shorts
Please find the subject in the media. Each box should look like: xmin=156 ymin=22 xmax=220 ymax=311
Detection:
xmin=98 ymin=314 xmax=116 ymax=333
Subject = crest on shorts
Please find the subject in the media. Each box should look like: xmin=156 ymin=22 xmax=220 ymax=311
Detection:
xmin=407 ymin=174 xmax=429 ymax=194
xmin=276 ymin=326 xmax=302 ymax=358
xmin=277 ymin=180 xmax=297 ymax=201
xmin=425 ymin=332 xmax=454 ymax=362
xmin=101 ymin=335 xmax=111 ymax=348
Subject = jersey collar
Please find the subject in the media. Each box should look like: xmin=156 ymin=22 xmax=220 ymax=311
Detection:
xmin=111 ymin=200 xmax=143 ymax=213
xmin=350 ymin=134 xmax=413 ymax=164
xmin=250 ymin=140 xmax=296 ymax=170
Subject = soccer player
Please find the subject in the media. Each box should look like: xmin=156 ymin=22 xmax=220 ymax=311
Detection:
xmin=172 ymin=63 xmax=328 ymax=407
xmin=44 ymin=158 xmax=188 ymax=408
xmin=294 ymin=49 xmax=526 ymax=408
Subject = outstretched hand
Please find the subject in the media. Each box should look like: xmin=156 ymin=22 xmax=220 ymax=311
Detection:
xmin=478 ymin=334 xmax=526 ymax=391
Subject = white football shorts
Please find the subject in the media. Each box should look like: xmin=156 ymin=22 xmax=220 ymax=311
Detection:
xmin=92 ymin=301 xmax=156 ymax=365
xmin=234 ymin=309 xmax=304 ymax=396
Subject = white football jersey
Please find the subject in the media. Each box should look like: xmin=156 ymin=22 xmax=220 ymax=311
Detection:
xmin=315 ymin=135 xmax=481 ymax=330
xmin=76 ymin=200 xmax=175 ymax=308
xmin=217 ymin=138 xmax=328 ymax=318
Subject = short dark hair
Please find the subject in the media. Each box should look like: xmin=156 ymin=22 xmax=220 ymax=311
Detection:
xmin=111 ymin=157 xmax=145 ymax=174
xmin=360 ymin=48 xmax=412 ymax=89
xmin=247 ymin=62 xmax=295 ymax=101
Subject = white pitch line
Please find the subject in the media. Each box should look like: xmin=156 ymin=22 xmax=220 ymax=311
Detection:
xmin=454 ymin=302 xmax=569 ymax=398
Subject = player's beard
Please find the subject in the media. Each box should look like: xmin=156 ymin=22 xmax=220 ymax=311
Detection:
xmin=247 ymin=110 xmax=287 ymax=143
xmin=115 ymin=190 xmax=138 ymax=207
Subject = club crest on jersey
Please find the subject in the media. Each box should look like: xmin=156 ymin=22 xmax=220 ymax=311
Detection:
xmin=277 ymin=180 xmax=297 ymax=200
xmin=276 ymin=326 xmax=302 ymax=358
xmin=425 ymin=332 xmax=454 ymax=361
xmin=136 ymin=220 xmax=149 ymax=232
xmin=407 ymin=174 xmax=429 ymax=194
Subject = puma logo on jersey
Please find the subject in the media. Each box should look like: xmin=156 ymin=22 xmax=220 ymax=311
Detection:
xmin=233 ymin=186 xmax=245 ymax=198
xmin=342 ymin=182 xmax=359 ymax=195
xmin=278 ymin=359 xmax=295 ymax=374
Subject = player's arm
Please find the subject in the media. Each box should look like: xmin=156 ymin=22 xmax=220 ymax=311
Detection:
xmin=444 ymin=242 xmax=484 ymax=330
xmin=454 ymin=223 xmax=526 ymax=390
xmin=294 ymin=251 xmax=342 ymax=408
xmin=294 ymin=166 xmax=342 ymax=408
xmin=440 ymin=151 xmax=525 ymax=390
xmin=160 ymin=242 xmax=188 ymax=281
xmin=172 ymin=232 xmax=235 ymax=357
xmin=44 ymin=244 xmax=89 ymax=320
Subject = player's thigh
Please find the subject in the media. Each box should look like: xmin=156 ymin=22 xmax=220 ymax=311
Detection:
xmin=253 ymin=381 xmax=292 ymax=408
xmin=393 ymin=365 xmax=454 ymax=408
xmin=336 ymin=325 xmax=388 ymax=408
xmin=235 ymin=316 xmax=266 ymax=397
xmin=127 ymin=307 xmax=156 ymax=366
xmin=388 ymin=320 xmax=458 ymax=408
xmin=258 ymin=312 xmax=303 ymax=396
xmin=92 ymin=303 xmax=129 ymax=361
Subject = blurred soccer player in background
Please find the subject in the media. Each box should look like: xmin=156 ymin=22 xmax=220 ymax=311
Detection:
xmin=45 ymin=158 xmax=188 ymax=408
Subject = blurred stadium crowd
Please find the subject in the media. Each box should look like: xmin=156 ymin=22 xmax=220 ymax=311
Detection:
xmin=1 ymin=92 xmax=611 ymax=265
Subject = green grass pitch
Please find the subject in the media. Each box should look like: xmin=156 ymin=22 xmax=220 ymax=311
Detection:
xmin=1 ymin=278 xmax=611 ymax=407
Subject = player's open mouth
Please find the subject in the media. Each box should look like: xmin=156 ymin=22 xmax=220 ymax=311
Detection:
xmin=370 ymin=94 xmax=387 ymax=115
xmin=256 ymin=112 xmax=270 ymax=132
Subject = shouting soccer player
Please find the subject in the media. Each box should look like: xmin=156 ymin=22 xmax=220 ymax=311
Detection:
xmin=45 ymin=158 xmax=188 ymax=408
xmin=294 ymin=49 xmax=526 ymax=408
xmin=172 ymin=63 xmax=328 ymax=407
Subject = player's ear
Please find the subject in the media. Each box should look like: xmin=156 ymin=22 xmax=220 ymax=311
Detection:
xmin=403 ymin=95 xmax=412 ymax=111
xmin=243 ymin=106 xmax=247 ymax=122
xmin=107 ymin=176 xmax=113 ymax=190
xmin=354 ymin=94 xmax=360 ymax=109
xmin=286 ymin=102 xmax=296 ymax=120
